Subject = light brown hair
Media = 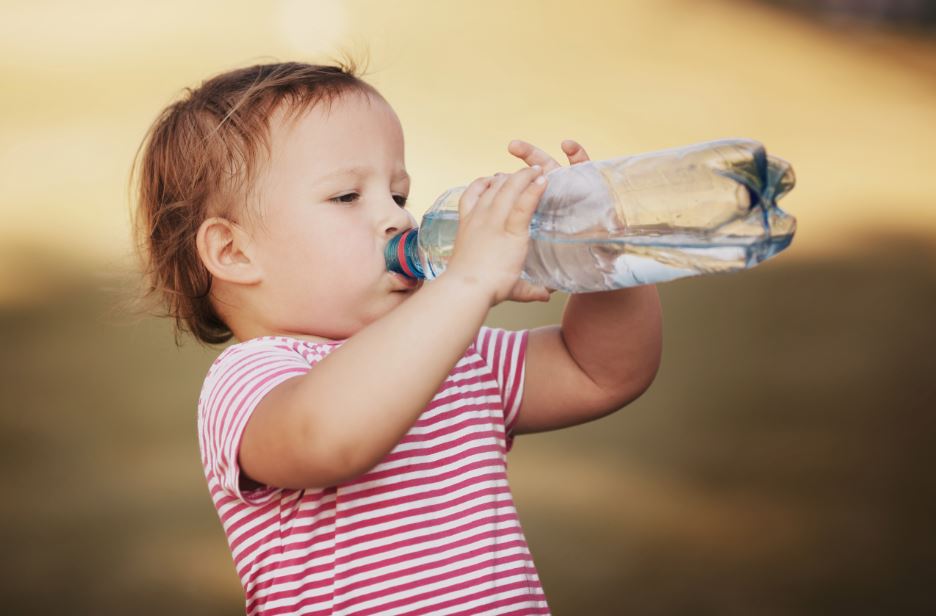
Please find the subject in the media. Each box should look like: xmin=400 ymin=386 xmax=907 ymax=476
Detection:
xmin=128 ymin=57 xmax=380 ymax=347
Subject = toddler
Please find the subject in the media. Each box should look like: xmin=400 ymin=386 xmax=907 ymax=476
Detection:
xmin=132 ymin=60 xmax=663 ymax=615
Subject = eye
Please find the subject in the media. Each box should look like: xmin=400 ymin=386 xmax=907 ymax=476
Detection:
xmin=330 ymin=192 xmax=359 ymax=204
xmin=330 ymin=192 xmax=408 ymax=207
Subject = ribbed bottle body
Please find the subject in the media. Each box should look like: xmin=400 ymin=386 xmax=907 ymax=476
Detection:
xmin=387 ymin=138 xmax=796 ymax=292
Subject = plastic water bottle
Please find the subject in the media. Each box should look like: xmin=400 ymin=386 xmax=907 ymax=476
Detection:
xmin=385 ymin=138 xmax=797 ymax=293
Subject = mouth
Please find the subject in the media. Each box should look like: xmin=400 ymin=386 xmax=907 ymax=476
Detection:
xmin=389 ymin=271 xmax=420 ymax=291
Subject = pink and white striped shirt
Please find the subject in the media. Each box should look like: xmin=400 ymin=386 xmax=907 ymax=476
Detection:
xmin=197 ymin=326 xmax=550 ymax=615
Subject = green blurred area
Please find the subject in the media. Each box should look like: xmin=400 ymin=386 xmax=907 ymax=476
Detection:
xmin=2 ymin=231 xmax=934 ymax=615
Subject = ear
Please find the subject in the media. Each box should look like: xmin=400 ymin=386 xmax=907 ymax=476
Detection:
xmin=196 ymin=217 xmax=263 ymax=285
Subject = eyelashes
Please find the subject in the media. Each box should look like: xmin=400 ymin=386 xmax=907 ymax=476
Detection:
xmin=330 ymin=192 xmax=408 ymax=208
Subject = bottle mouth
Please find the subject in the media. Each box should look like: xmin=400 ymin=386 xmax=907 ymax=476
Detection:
xmin=385 ymin=228 xmax=425 ymax=280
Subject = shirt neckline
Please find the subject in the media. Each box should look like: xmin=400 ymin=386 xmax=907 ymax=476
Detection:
xmin=248 ymin=335 xmax=348 ymax=345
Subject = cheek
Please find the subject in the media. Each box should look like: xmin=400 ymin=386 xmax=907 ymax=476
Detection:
xmin=270 ymin=215 xmax=377 ymax=286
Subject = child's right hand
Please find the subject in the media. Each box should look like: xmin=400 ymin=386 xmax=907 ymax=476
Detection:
xmin=444 ymin=165 xmax=551 ymax=307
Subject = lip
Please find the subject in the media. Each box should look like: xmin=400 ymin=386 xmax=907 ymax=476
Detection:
xmin=389 ymin=271 xmax=420 ymax=291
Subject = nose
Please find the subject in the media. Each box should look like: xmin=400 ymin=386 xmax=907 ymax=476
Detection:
xmin=382 ymin=199 xmax=416 ymax=238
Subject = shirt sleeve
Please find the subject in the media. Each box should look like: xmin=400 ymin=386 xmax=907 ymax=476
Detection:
xmin=197 ymin=339 xmax=312 ymax=506
xmin=473 ymin=326 xmax=529 ymax=452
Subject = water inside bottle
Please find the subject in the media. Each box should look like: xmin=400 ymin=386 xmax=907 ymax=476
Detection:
xmin=418 ymin=210 xmax=795 ymax=291
xmin=525 ymin=223 xmax=794 ymax=291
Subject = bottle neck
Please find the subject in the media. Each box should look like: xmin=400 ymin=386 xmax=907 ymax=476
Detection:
xmin=384 ymin=227 xmax=425 ymax=279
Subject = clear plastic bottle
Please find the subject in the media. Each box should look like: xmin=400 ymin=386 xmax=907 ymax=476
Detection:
xmin=386 ymin=138 xmax=797 ymax=293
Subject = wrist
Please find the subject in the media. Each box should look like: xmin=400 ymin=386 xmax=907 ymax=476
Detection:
xmin=436 ymin=265 xmax=498 ymax=309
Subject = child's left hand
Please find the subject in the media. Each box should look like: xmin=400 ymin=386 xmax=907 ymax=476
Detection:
xmin=500 ymin=138 xmax=592 ymax=303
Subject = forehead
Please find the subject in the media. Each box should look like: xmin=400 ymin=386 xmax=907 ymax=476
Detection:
xmin=267 ymin=90 xmax=404 ymax=171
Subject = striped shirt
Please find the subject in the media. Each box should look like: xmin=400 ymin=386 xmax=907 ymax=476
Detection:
xmin=197 ymin=326 xmax=550 ymax=615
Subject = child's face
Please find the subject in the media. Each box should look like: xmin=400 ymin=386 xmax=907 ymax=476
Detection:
xmin=246 ymin=90 xmax=422 ymax=341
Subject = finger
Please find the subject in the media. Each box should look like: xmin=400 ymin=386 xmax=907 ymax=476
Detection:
xmin=458 ymin=176 xmax=494 ymax=218
xmin=507 ymin=140 xmax=562 ymax=174
xmin=501 ymin=166 xmax=548 ymax=235
xmin=474 ymin=171 xmax=511 ymax=213
xmin=561 ymin=139 xmax=591 ymax=165
xmin=490 ymin=165 xmax=543 ymax=219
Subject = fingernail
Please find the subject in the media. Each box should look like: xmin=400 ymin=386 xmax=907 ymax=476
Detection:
xmin=535 ymin=175 xmax=546 ymax=184
xmin=532 ymin=164 xmax=542 ymax=172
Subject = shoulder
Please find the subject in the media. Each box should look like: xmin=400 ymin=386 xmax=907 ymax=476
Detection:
xmin=198 ymin=336 xmax=339 ymax=416
xmin=468 ymin=325 xmax=529 ymax=401
xmin=471 ymin=326 xmax=529 ymax=371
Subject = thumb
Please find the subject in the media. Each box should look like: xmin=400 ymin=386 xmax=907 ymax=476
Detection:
xmin=508 ymin=280 xmax=552 ymax=303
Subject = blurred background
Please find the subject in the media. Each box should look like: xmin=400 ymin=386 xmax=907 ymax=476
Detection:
xmin=2 ymin=0 xmax=935 ymax=614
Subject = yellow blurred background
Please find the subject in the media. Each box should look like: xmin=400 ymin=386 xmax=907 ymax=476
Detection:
xmin=1 ymin=0 xmax=935 ymax=614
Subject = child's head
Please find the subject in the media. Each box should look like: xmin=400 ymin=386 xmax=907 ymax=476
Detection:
xmin=131 ymin=60 xmax=420 ymax=346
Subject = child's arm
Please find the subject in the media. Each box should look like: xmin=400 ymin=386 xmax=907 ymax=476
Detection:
xmin=239 ymin=166 xmax=549 ymax=491
xmin=504 ymin=139 xmax=663 ymax=433
xmin=514 ymin=287 xmax=663 ymax=434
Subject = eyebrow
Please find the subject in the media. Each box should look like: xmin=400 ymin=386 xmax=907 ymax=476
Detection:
xmin=317 ymin=166 xmax=410 ymax=182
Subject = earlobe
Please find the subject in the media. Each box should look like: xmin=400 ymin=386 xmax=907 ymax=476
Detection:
xmin=196 ymin=217 xmax=263 ymax=285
